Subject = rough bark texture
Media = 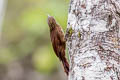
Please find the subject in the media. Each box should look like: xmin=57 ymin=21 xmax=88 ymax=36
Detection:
xmin=65 ymin=0 xmax=120 ymax=80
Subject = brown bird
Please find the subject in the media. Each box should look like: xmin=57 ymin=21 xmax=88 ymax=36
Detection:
xmin=47 ymin=15 xmax=69 ymax=75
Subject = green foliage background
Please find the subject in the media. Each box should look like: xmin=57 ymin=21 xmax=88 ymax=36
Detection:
xmin=1 ymin=0 xmax=69 ymax=74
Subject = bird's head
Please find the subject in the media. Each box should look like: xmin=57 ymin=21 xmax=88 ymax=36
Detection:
xmin=47 ymin=15 xmax=57 ymax=31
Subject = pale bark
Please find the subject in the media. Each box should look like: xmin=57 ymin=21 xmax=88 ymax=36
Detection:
xmin=0 ymin=0 xmax=7 ymax=40
xmin=66 ymin=0 xmax=120 ymax=80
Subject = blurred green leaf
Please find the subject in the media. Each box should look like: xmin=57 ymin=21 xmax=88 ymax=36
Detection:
xmin=32 ymin=46 xmax=57 ymax=73
xmin=20 ymin=8 xmax=47 ymax=34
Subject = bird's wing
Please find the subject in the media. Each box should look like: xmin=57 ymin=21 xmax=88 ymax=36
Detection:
xmin=57 ymin=26 xmax=66 ymax=46
xmin=56 ymin=27 xmax=66 ymax=59
xmin=51 ymin=30 xmax=61 ymax=57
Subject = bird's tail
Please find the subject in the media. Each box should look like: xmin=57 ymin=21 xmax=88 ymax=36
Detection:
xmin=61 ymin=57 xmax=69 ymax=75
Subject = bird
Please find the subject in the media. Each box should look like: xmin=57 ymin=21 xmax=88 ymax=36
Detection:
xmin=47 ymin=15 xmax=69 ymax=75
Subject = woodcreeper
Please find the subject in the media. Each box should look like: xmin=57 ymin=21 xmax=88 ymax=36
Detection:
xmin=47 ymin=15 xmax=69 ymax=75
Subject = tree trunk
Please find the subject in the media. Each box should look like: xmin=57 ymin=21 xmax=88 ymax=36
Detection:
xmin=65 ymin=0 xmax=120 ymax=80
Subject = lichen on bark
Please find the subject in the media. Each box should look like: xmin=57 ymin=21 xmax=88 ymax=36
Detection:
xmin=66 ymin=0 xmax=120 ymax=80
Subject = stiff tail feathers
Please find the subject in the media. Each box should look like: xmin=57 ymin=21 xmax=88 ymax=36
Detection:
xmin=62 ymin=57 xmax=69 ymax=75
